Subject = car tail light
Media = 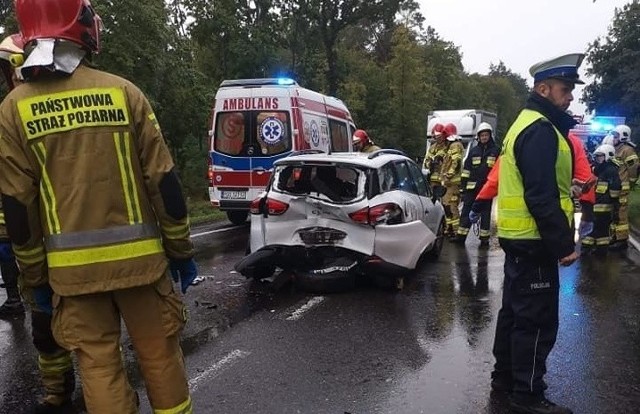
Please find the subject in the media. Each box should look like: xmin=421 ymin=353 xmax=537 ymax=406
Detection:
xmin=251 ymin=197 xmax=289 ymax=216
xmin=349 ymin=203 xmax=403 ymax=225
xmin=250 ymin=198 xmax=262 ymax=215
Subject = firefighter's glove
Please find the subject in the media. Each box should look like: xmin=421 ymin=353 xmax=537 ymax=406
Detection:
xmin=469 ymin=211 xmax=480 ymax=224
xmin=0 ymin=242 xmax=14 ymax=263
xmin=169 ymin=258 xmax=198 ymax=294
xmin=33 ymin=284 xmax=54 ymax=315
xmin=578 ymin=221 xmax=594 ymax=238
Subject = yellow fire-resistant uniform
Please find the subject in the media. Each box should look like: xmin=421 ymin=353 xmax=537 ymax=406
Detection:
xmin=361 ymin=143 xmax=382 ymax=153
xmin=423 ymin=141 xmax=448 ymax=186
xmin=0 ymin=64 xmax=194 ymax=414
xmin=441 ymin=140 xmax=465 ymax=235
xmin=613 ymin=142 xmax=639 ymax=243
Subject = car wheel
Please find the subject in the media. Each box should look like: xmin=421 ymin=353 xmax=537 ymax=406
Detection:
xmin=426 ymin=219 xmax=445 ymax=261
xmin=227 ymin=210 xmax=249 ymax=225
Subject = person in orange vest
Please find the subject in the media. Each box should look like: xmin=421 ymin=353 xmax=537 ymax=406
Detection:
xmin=470 ymin=132 xmax=596 ymax=232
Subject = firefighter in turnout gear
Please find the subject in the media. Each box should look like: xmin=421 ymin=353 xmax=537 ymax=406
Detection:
xmin=492 ymin=53 xmax=584 ymax=414
xmin=423 ymin=123 xmax=448 ymax=186
xmin=352 ymin=129 xmax=381 ymax=153
xmin=441 ymin=123 xmax=464 ymax=238
xmin=581 ymin=145 xmax=621 ymax=256
xmin=455 ymin=122 xmax=499 ymax=246
xmin=0 ymin=33 xmax=78 ymax=414
xmin=0 ymin=1 xmax=196 ymax=413
xmin=609 ymin=124 xmax=637 ymax=251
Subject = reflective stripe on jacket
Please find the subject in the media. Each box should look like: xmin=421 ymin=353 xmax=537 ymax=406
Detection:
xmin=497 ymin=109 xmax=573 ymax=239
xmin=0 ymin=65 xmax=194 ymax=295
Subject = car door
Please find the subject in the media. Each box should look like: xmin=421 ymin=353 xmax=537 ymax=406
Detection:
xmin=407 ymin=160 xmax=439 ymax=231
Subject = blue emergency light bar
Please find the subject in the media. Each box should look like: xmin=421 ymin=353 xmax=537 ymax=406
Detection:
xmin=220 ymin=78 xmax=299 ymax=88
xmin=589 ymin=116 xmax=625 ymax=132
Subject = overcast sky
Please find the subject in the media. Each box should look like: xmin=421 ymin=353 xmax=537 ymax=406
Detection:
xmin=417 ymin=0 xmax=631 ymax=114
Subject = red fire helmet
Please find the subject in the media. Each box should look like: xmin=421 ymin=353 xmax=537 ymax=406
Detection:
xmin=15 ymin=0 xmax=102 ymax=53
xmin=432 ymin=123 xmax=445 ymax=137
xmin=443 ymin=123 xmax=457 ymax=137
xmin=352 ymin=129 xmax=370 ymax=145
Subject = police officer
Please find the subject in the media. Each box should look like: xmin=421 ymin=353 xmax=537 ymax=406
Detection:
xmin=423 ymin=123 xmax=448 ymax=187
xmin=455 ymin=122 xmax=499 ymax=246
xmin=609 ymin=124 xmax=637 ymax=251
xmin=0 ymin=1 xmax=197 ymax=413
xmin=581 ymin=144 xmax=621 ymax=256
xmin=441 ymin=123 xmax=464 ymax=238
xmin=492 ymin=54 xmax=582 ymax=414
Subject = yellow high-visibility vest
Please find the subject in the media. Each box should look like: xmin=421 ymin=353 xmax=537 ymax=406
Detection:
xmin=497 ymin=109 xmax=573 ymax=239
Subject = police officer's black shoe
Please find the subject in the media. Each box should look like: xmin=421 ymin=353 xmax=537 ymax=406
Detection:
xmin=0 ymin=298 xmax=25 ymax=318
xmin=490 ymin=375 xmax=512 ymax=393
xmin=33 ymin=399 xmax=75 ymax=414
xmin=509 ymin=397 xmax=572 ymax=414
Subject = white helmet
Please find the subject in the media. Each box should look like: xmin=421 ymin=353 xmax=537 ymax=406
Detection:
xmin=614 ymin=124 xmax=631 ymax=142
xmin=594 ymin=144 xmax=616 ymax=162
xmin=476 ymin=122 xmax=493 ymax=137
xmin=601 ymin=134 xmax=615 ymax=146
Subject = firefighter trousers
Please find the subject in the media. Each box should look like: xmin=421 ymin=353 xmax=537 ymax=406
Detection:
xmin=581 ymin=212 xmax=613 ymax=254
xmin=613 ymin=191 xmax=629 ymax=242
xmin=457 ymin=192 xmax=491 ymax=240
xmin=1 ymin=258 xmax=20 ymax=300
xmin=31 ymin=310 xmax=76 ymax=406
xmin=52 ymin=274 xmax=192 ymax=414
xmin=492 ymin=249 xmax=559 ymax=399
xmin=442 ymin=184 xmax=461 ymax=235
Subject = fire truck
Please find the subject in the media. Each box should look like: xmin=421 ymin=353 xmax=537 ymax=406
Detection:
xmin=206 ymin=78 xmax=356 ymax=225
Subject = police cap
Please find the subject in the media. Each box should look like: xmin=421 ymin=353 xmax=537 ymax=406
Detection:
xmin=529 ymin=53 xmax=585 ymax=85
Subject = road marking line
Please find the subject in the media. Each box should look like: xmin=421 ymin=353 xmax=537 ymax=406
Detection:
xmin=286 ymin=296 xmax=325 ymax=321
xmin=191 ymin=226 xmax=242 ymax=239
xmin=189 ymin=349 xmax=251 ymax=392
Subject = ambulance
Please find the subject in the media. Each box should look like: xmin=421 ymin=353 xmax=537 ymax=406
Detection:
xmin=207 ymin=78 xmax=356 ymax=225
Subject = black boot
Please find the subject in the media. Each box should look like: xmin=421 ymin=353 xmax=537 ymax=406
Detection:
xmin=0 ymin=297 xmax=24 ymax=317
xmin=609 ymin=240 xmax=628 ymax=251
xmin=510 ymin=396 xmax=572 ymax=414
xmin=33 ymin=400 xmax=75 ymax=414
xmin=479 ymin=238 xmax=490 ymax=248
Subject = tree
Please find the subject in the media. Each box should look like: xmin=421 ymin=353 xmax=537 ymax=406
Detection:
xmin=583 ymin=1 xmax=640 ymax=137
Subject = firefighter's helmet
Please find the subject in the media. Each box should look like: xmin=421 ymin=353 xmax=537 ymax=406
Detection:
xmin=444 ymin=123 xmax=458 ymax=141
xmin=614 ymin=124 xmax=631 ymax=143
xmin=601 ymin=134 xmax=615 ymax=146
xmin=15 ymin=0 xmax=102 ymax=53
xmin=352 ymin=129 xmax=371 ymax=149
xmin=476 ymin=122 xmax=493 ymax=138
xmin=431 ymin=123 xmax=445 ymax=138
xmin=0 ymin=34 xmax=24 ymax=90
xmin=594 ymin=144 xmax=615 ymax=162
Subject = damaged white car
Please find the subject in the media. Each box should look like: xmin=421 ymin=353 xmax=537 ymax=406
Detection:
xmin=235 ymin=149 xmax=446 ymax=290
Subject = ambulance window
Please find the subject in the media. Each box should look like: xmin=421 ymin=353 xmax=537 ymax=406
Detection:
xmin=214 ymin=112 xmax=246 ymax=156
xmin=256 ymin=111 xmax=292 ymax=156
xmin=329 ymin=119 xmax=349 ymax=152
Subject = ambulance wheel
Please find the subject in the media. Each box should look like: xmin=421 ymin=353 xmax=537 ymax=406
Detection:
xmin=227 ymin=211 xmax=249 ymax=225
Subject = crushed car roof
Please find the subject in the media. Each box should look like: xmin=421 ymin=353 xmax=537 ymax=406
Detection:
xmin=274 ymin=149 xmax=410 ymax=169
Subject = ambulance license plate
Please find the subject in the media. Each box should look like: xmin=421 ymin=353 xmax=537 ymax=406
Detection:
xmin=221 ymin=191 xmax=246 ymax=200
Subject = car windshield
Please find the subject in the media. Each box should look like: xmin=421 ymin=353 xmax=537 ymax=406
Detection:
xmin=273 ymin=163 xmax=366 ymax=203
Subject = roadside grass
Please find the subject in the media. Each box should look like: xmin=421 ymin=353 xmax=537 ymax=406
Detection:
xmin=188 ymin=197 xmax=227 ymax=225
xmin=628 ymin=188 xmax=640 ymax=230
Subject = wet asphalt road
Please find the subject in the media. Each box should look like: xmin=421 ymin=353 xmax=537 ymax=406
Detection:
xmin=1 ymin=223 xmax=640 ymax=414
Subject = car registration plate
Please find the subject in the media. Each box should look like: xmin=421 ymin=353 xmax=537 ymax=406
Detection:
xmin=221 ymin=191 xmax=246 ymax=200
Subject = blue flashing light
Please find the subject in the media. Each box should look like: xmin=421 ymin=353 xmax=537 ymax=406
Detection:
xmin=591 ymin=121 xmax=602 ymax=131
xmin=277 ymin=77 xmax=295 ymax=85
xmin=603 ymin=124 xmax=614 ymax=131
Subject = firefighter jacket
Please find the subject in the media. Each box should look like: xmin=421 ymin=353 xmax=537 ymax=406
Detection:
xmin=361 ymin=143 xmax=381 ymax=153
xmin=497 ymin=92 xmax=577 ymax=260
xmin=460 ymin=139 xmax=498 ymax=193
xmin=614 ymin=142 xmax=638 ymax=191
xmin=423 ymin=141 xmax=448 ymax=183
xmin=593 ymin=160 xmax=621 ymax=214
xmin=441 ymin=140 xmax=464 ymax=185
xmin=0 ymin=64 xmax=194 ymax=296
